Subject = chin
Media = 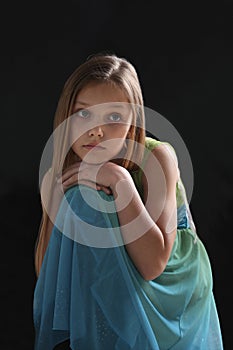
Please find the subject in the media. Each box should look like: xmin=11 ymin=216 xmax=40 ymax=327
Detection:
xmin=81 ymin=156 xmax=110 ymax=165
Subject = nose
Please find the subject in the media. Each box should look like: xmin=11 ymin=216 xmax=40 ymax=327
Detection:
xmin=88 ymin=125 xmax=104 ymax=137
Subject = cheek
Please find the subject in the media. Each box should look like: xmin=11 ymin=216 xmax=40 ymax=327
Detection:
xmin=70 ymin=125 xmax=86 ymax=145
xmin=106 ymin=128 xmax=128 ymax=150
xmin=109 ymin=124 xmax=130 ymax=138
xmin=71 ymin=140 xmax=80 ymax=155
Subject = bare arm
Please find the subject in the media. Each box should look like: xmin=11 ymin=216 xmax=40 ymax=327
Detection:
xmin=111 ymin=144 xmax=179 ymax=280
xmin=59 ymin=144 xmax=179 ymax=280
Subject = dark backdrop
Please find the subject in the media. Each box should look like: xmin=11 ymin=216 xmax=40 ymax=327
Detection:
xmin=0 ymin=1 xmax=232 ymax=349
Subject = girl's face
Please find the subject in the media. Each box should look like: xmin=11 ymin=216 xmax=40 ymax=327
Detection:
xmin=70 ymin=82 xmax=133 ymax=164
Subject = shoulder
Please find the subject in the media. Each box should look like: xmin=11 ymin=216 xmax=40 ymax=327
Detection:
xmin=144 ymin=138 xmax=179 ymax=183
xmin=145 ymin=136 xmax=162 ymax=151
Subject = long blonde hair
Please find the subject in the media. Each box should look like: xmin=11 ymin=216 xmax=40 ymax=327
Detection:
xmin=35 ymin=53 xmax=146 ymax=276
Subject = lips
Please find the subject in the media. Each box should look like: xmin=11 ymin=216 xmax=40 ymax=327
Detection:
xmin=83 ymin=143 xmax=105 ymax=150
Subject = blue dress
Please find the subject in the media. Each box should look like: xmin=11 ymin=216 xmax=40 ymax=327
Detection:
xmin=33 ymin=138 xmax=224 ymax=349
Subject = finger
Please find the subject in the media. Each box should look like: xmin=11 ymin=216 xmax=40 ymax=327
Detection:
xmin=72 ymin=179 xmax=98 ymax=190
xmin=62 ymin=173 xmax=79 ymax=186
xmin=57 ymin=163 xmax=82 ymax=182
xmin=63 ymin=173 xmax=97 ymax=188
xmin=96 ymin=186 xmax=112 ymax=195
xmin=57 ymin=168 xmax=80 ymax=183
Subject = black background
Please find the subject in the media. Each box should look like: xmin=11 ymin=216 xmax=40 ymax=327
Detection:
xmin=0 ymin=1 xmax=232 ymax=349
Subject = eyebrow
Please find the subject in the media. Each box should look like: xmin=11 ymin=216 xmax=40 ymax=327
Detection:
xmin=75 ymin=101 xmax=128 ymax=109
xmin=75 ymin=100 xmax=90 ymax=106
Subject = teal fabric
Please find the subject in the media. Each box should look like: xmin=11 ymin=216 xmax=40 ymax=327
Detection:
xmin=34 ymin=187 xmax=160 ymax=349
xmin=33 ymin=139 xmax=224 ymax=350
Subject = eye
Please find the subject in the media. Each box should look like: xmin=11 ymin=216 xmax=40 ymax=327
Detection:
xmin=76 ymin=109 xmax=90 ymax=119
xmin=108 ymin=113 xmax=122 ymax=122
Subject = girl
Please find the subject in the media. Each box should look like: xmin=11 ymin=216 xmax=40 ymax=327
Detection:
xmin=33 ymin=53 xmax=223 ymax=349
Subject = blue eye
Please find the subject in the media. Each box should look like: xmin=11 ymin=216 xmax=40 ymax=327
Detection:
xmin=108 ymin=113 xmax=122 ymax=122
xmin=77 ymin=109 xmax=90 ymax=119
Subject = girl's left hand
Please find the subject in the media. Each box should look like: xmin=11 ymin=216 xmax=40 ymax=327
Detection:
xmin=57 ymin=161 xmax=129 ymax=195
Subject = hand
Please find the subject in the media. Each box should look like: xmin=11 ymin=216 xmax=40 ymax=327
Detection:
xmin=57 ymin=161 xmax=129 ymax=195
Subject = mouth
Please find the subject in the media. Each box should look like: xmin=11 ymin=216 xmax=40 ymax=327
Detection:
xmin=83 ymin=143 xmax=105 ymax=150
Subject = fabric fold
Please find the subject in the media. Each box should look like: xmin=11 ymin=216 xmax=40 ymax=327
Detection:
xmin=34 ymin=182 xmax=223 ymax=350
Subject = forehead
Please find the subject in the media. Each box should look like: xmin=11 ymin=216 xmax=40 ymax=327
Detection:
xmin=74 ymin=82 xmax=129 ymax=107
